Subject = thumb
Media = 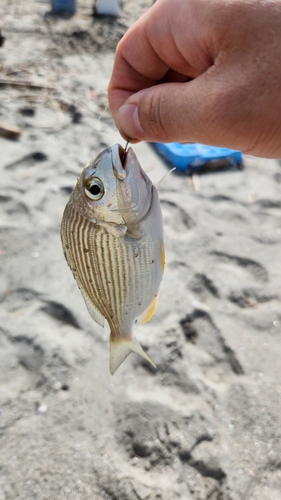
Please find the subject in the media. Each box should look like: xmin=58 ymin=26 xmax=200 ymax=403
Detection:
xmin=115 ymin=75 xmax=251 ymax=151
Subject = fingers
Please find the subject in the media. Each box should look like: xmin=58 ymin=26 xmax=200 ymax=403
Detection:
xmin=108 ymin=50 xmax=165 ymax=119
xmin=108 ymin=0 xmax=210 ymax=119
xmin=113 ymin=75 xmax=229 ymax=145
xmin=108 ymin=0 xmax=281 ymax=156
xmin=112 ymin=68 xmax=274 ymax=155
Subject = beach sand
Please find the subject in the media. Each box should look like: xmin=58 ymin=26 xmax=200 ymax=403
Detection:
xmin=1 ymin=1 xmax=281 ymax=499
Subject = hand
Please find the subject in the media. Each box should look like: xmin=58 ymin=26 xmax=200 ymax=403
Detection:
xmin=108 ymin=0 xmax=281 ymax=158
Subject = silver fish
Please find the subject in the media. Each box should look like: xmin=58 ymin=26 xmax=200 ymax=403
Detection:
xmin=61 ymin=144 xmax=164 ymax=375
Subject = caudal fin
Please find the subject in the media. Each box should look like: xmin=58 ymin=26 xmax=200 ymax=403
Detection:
xmin=110 ymin=335 xmax=156 ymax=375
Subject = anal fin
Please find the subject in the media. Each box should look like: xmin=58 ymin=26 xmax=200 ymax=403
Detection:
xmin=110 ymin=335 xmax=156 ymax=375
xmin=137 ymin=294 xmax=159 ymax=325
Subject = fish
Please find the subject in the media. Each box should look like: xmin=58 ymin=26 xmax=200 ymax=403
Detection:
xmin=61 ymin=144 xmax=165 ymax=375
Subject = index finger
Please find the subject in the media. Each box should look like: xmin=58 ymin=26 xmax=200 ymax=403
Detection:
xmin=108 ymin=13 xmax=168 ymax=117
xmin=108 ymin=2 xmax=199 ymax=119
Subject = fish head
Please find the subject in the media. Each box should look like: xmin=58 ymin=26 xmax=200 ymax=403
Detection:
xmin=69 ymin=144 xmax=153 ymax=228
xmin=70 ymin=146 xmax=124 ymax=224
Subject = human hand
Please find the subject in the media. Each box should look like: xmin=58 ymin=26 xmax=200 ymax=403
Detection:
xmin=108 ymin=0 xmax=281 ymax=158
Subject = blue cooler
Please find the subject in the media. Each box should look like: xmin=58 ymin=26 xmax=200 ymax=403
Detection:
xmin=154 ymin=142 xmax=242 ymax=173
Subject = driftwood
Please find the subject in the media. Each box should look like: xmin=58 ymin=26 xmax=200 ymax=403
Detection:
xmin=0 ymin=79 xmax=56 ymax=90
xmin=0 ymin=123 xmax=21 ymax=139
xmin=4 ymin=151 xmax=47 ymax=169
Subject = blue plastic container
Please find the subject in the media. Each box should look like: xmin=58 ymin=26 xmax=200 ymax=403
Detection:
xmin=154 ymin=142 xmax=242 ymax=173
xmin=51 ymin=0 xmax=76 ymax=14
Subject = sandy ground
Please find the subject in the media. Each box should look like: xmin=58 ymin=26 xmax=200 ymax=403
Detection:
xmin=1 ymin=1 xmax=281 ymax=499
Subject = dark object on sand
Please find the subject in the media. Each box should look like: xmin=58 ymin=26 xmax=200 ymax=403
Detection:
xmin=0 ymin=30 xmax=5 ymax=48
xmin=0 ymin=123 xmax=21 ymax=139
xmin=19 ymin=107 xmax=36 ymax=117
xmin=68 ymin=104 xmax=82 ymax=123
xmin=51 ymin=0 xmax=76 ymax=14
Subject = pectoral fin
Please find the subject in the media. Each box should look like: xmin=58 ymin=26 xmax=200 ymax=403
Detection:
xmin=137 ymin=294 xmax=159 ymax=325
xmin=126 ymin=224 xmax=143 ymax=239
xmin=110 ymin=335 xmax=156 ymax=375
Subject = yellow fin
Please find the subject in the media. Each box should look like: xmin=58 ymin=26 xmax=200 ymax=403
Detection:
xmin=110 ymin=335 xmax=156 ymax=375
xmin=137 ymin=294 xmax=159 ymax=325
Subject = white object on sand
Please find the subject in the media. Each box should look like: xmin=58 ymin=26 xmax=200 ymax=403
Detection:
xmin=95 ymin=0 xmax=119 ymax=16
xmin=37 ymin=404 xmax=48 ymax=414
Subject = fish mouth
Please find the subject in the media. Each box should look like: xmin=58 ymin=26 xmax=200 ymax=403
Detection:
xmin=112 ymin=144 xmax=127 ymax=180
xmin=113 ymin=142 xmax=153 ymax=220
xmin=113 ymin=143 xmax=151 ymax=194
xmin=118 ymin=143 xmax=131 ymax=174
xmin=117 ymin=144 xmax=151 ymax=187
xmin=119 ymin=144 xmax=127 ymax=168
xmin=113 ymin=143 xmax=139 ymax=179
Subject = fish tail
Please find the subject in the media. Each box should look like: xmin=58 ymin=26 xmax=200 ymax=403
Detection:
xmin=109 ymin=334 xmax=156 ymax=376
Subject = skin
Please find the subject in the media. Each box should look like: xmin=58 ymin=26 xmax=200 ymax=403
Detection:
xmin=108 ymin=0 xmax=281 ymax=158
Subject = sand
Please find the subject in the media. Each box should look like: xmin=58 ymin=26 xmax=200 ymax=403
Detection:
xmin=1 ymin=1 xmax=281 ymax=499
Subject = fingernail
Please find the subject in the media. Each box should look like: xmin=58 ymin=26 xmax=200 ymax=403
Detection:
xmin=117 ymin=104 xmax=145 ymax=140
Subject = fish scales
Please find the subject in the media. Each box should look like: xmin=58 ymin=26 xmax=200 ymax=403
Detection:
xmin=64 ymin=207 xmax=107 ymax=318
xmin=61 ymin=144 xmax=164 ymax=374
xmin=63 ymin=206 xmax=155 ymax=333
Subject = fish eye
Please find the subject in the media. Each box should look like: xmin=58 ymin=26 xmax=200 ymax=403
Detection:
xmin=84 ymin=178 xmax=104 ymax=200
